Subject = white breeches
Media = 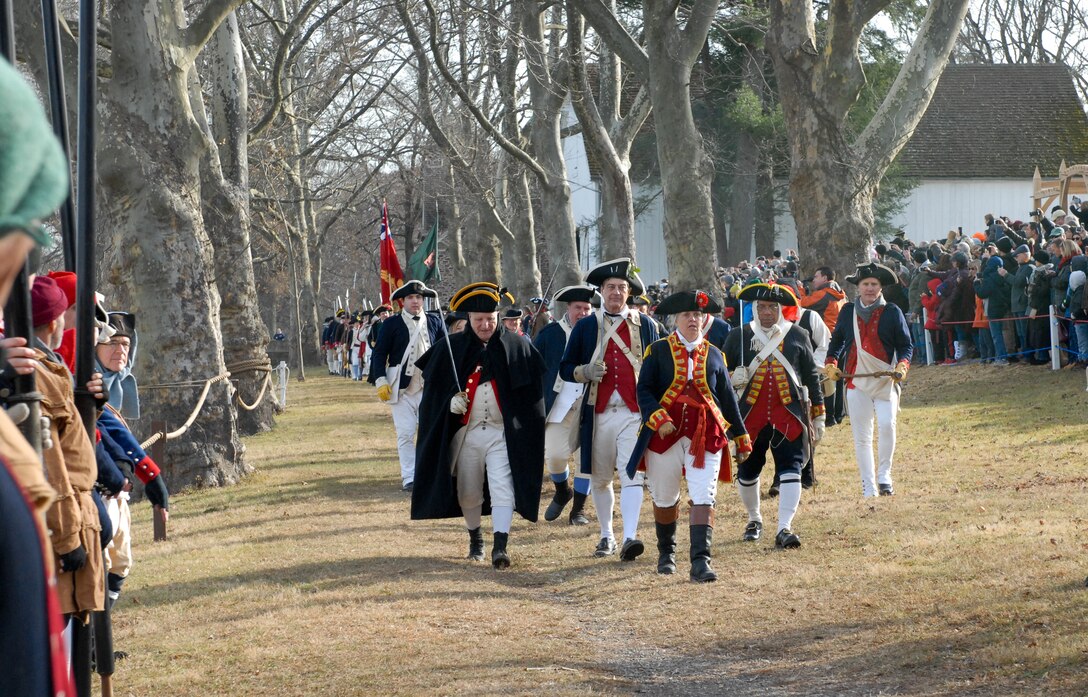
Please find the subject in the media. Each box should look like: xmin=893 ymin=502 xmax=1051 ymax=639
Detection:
xmin=455 ymin=425 xmax=514 ymax=509
xmin=846 ymin=388 xmax=899 ymax=497
xmin=389 ymin=389 xmax=422 ymax=485
xmin=590 ymin=405 xmax=644 ymax=490
xmin=645 ymin=437 xmax=721 ymax=507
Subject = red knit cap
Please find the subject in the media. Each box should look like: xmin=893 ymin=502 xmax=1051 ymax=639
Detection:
xmin=31 ymin=276 xmax=69 ymax=327
xmin=45 ymin=270 xmax=77 ymax=307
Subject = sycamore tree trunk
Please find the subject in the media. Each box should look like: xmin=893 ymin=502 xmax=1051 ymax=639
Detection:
xmin=767 ymin=0 xmax=969 ymax=282
xmin=643 ymin=0 xmax=719 ymax=288
xmin=566 ymin=0 xmax=651 ymax=262
xmin=99 ymin=0 xmax=248 ymax=488
xmin=200 ymin=11 xmax=274 ymax=435
xmin=522 ymin=0 xmax=581 ymax=287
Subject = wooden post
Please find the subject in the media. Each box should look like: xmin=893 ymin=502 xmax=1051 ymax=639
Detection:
xmin=150 ymin=419 xmax=168 ymax=541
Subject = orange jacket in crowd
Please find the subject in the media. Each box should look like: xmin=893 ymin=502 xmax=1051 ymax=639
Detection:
xmin=800 ymin=284 xmax=847 ymax=333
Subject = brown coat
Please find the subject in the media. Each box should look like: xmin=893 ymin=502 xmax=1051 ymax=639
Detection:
xmin=0 ymin=409 xmax=57 ymax=574
xmin=34 ymin=349 xmax=104 ymax=615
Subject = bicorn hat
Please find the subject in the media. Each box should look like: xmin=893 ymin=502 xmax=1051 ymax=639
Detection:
xmin=737 ymin=283 xmax=798 ymax=307
xmin=585 ymin=257 xmax=645 ymax=295
xmin=654 ymin=290 xmax=722 ymax=315
xmin=626 ymin=294 xmax=652 ymax=307
xmin=845 ymin=262 xmax=899 ymax=287
xmin=450 ymin=282 xmax=511 ymax=313
xmin=391 ymin=280 xmax=437 ymax=300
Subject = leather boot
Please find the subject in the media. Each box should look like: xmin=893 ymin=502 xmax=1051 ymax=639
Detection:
xmin=689 ymin=505 xmax=717 ymax=583
xmin=544 ymin=479 xmax=573 ymax=521
xmin=568 ymin=491 xmax=589 ymax=526
xmin=492 ymin=532 xmax=510 ymax=569
xmin=466 ymin=527 xmax=484 ymax=561
xmin=653 ymin=504 xmax=679 ymax=575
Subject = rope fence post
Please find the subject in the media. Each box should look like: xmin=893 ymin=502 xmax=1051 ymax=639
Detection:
xmin=149 ymin=419 xmax=168 ymax=541
xmin=923 ymin=307 xmax=934 ymax=365
xmin=276 ymin=361 xmax=290 ymax=408
xmin=1049 ymin=305 xmax=1061 ymax=371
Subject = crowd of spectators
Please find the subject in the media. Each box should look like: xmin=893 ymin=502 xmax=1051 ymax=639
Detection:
xmin=701 ymin=203 xmax=1088 ymax=369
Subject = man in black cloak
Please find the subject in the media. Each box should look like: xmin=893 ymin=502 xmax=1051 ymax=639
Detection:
xmin=411 ymin=282 xmax=546 ymax=569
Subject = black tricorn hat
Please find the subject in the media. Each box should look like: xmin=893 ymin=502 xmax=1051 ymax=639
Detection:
xmin=585 ymin=257 xmax=645 ymax=295
xmin=626 ymin=294 xmax=652 ymax=307
xmin=737 ymin=283 xmax=798 ymax=307
xmin=845 ymin=262 xmax=899 ymax=287
xmin=107 ymin=311 xmax=136 ymax=339
xmin=450 ymin=282 xmax=506 ymax=313
xmin=502 ymin=308 xmax=523 ymax=319
xmin=553 ymin=284 xmax=597 ymax=304
xmin=655 ymin=290 xmax=722 ymax=315
xmin=391 ymin=280 xmax=438 ymax=300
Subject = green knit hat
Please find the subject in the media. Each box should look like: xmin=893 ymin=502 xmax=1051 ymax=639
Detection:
xmin=0 ymin=58 xmax=69 ymax=247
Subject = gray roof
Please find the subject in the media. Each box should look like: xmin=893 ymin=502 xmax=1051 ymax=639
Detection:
xmin=895 ymin=63 xmax=1088 ymax=179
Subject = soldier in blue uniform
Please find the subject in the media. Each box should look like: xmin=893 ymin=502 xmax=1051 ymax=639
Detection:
xmin=560 ymin=259 xmax=660 ymax=561
xmin=368 ymin=281 xmax=443 ymax=491
xmin=723 ymin=284 xmax=825 ymax=549
xmin=533 ymin=285 xmax=596 ymax=524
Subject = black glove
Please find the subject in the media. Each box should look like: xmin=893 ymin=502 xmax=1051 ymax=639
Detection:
xmin=59 ymin=545 xmax=88 ymax=573
xmin=144 ymin=475 xmax=169 ymax=511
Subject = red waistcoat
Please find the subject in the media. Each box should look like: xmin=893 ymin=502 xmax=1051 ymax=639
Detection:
xmin=595 ymin=321 xmax=639 ymax=413
xmin=744 ymin=358 xmax=803 ymax=441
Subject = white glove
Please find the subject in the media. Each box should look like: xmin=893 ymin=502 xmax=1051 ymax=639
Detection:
xmin=580 ymin=362 xmax=606 ymax=383
xmin=4 ymin=403 xmax=29 ymax=425
xmin=730 ymin=366 xmax=749 ymax=390
xmin=450 ymin=392 xmax=469 ymax=415
xmin=812 ymin=415 xmax=825 ymax=444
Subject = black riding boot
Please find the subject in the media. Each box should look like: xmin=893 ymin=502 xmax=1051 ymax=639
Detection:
xmin=689 ymin=505 xmax=717 ymax=583
xmin=654 ymin=504 xmax=678 ymax=575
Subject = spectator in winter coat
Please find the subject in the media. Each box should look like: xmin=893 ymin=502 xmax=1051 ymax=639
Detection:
xmin=1009 ymin=245 xmax=1034 ymax=358
xmin=974 ymin=254 xmax=1012 ymax=363
xmin=1027 ymin=250 xmax=1056 ymax=364
xmin=1063 ymin=256 xmax=1088 ymax=366
xmin=800 ymin=266 xmax=846 ymax=333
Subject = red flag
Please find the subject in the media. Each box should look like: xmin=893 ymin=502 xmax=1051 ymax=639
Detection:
xmin=379 ymin=202 xmax=404 ymax=305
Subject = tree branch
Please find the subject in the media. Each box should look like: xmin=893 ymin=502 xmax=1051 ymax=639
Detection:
xmin=184 ymin=0 xmax=249 ymax=65
xmin=569 ymin=0 xmax=648 ymax=77
xmin=854 ymin=0 xmax=971 ymax=185
xmin=419 ymin=0 xmax=548 ymax=182
xmin=678 ymin=0 xmax=719 ymax=66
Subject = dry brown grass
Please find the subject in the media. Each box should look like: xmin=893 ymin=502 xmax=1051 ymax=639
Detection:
xmin=108 ymin=364 xmax=1088 ymax=696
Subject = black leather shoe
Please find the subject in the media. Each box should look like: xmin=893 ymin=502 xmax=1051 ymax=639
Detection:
xmin=401 ymin=482 xmax=414 ymax=492
xmin=492 ymin=532 xmax=510 ymax=569
xmin=544 ymin=480 xmax=573 ymax=521
xmin=569 ymin=492 xmax=590 ymax=526
xmin=466 ymin=527 xmax=485 ymax=561
xmin=767 ymin=481 xmax=779 ymax=498
xmin=878 ymin=483 xmax=894 ymax=496
xmin=619 ymin=538 xmax=645 ymax=561
xmin=593 ymin=537 xmax=616 ymax=557
xmin=743 ymin=520 xmax=762 ymax=542
xmin=775 ymin=528 xmax=801 ymax=549
xmin=801 ymin=465 xmax=815 ymax=489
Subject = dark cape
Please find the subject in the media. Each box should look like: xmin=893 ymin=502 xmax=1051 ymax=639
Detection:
xmin=410 ymin=327 xmax=546 ymax=522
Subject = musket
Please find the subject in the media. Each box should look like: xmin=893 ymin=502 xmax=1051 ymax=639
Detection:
xmin=839 ymin=371 xmax=896 ymax=379
xmin=528 ymin=263 xmax=562 ymax=326
xmin=71 ymin=1 xmax=114 ymax=694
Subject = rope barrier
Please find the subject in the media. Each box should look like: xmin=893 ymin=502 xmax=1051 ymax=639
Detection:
xmin=225 ymin=357 xmax=276 ymax=410
xmin=140 ymin=372 xmax=231 ymax=449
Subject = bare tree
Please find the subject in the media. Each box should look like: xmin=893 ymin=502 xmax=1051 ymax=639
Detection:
xmin=766 ymin=0 xmax=971 ymax=281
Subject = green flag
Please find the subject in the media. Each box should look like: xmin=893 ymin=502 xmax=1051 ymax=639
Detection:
xmin=407 ymin=218 xmax=440 ymax=283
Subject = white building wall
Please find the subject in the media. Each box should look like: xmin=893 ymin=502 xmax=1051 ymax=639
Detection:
xmin=888 ymin=178 xmax=1033 ymax=242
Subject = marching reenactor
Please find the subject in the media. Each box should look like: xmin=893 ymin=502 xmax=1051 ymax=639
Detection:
xmin=625 ymin=290 xmax=752 ymax=582
xmin=723 ymin=284 xmax=825 ymax=549
xmin=368 ymin=282 xmax=443 ymax=492
xmin=532 ymin=285 xmax=596 ymax=525
xmin=501 ymin=308 xmax=524 ymax=336
xmin=411 ymin=282 xmax=546 ymax=569
xmin=560 ymin=258 xmax=660 ymax=561
xmin=824 ymin=263 xmax=913 ymax=497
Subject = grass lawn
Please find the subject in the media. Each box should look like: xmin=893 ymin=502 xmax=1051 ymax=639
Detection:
xmin=109 ymin=363 xmax=1088 ymax=696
